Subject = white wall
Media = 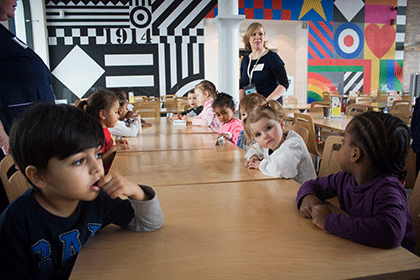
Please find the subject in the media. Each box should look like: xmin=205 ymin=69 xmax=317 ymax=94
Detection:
xmin=204 ymin=19 xmax=308 ymax=103
xmin=29 ymin=0 xmax=49 ymax=68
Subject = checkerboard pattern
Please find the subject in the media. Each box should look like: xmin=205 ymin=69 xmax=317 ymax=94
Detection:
xmin=205 ymin=0 xmax=291 ymax=20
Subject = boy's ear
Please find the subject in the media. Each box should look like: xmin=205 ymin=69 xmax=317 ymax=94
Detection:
xmin=25 ymin=165 xmax=48 ymax=189
xmin=99 ymin=109 xmax=106 ymax=120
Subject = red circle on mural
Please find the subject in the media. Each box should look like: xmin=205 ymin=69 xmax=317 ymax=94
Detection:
xmin=344 ymin=35 xmax=354 ymax=47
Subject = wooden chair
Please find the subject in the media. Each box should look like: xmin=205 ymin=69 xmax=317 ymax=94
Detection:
xmin=161 ymin=94 xmax=178 ymax=111
xmin=318 ymin=136 xmax=343 ymax=177
xmin=288 ymin=124 xmax=309 ymax=145
xmin=133 ymin=95 xmax=148 ymax=102
xmin=355 ymin=96 xmax=372 ymax=105
xmin=346 ymin=103 xmax=368 ymax=116
xmin=177 ymin=99 xmax=189 ymax=112
xmin=0 ymin=155 xmax=31 ymax=203
xmin=409 ymin=170 xmax=420 ymax=255
xmin=133 ymin=98 xmax=161 ymax=118
xmin=293 ymin=113 xmax=323 ymax=158
xmin=389 ymin=100 xmax=412 ymax=125
xmin=310 ymin=101 xmax=329 ymax=113
xmin=376 ymin=92 xmax=389 ymax=104
xmin=283 ymin=97 xmax=298 ymax=106
xmin=357 ymin=92 xmax=371 ymax=97
xmin=322 ymin=92 xmax=331 ymax=103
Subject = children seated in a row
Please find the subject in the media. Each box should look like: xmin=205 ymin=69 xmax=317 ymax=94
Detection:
xmin=243 ymin=101 xmax=316 ymax=184
xmin=212 ymin=92 xmax=243 ymax=145
xmin=171 ymin=89 xmax=203 ymax=119
xmin=109 ymin=90 xmax=142 ymax=140
xmin=237 ymin=93 xmax=267 ymax=150
xmin=181 ymin=80 xmax=221 ymax=132
xmin=109 ymin=88 xmax=152 ymax=129
xmin=77 ymin=90 xmax=129 ymax=172
xmin=0 ymin=103 xmax=164 ymax=279
xmin=297 ymin=111 xmax=415 ymax=252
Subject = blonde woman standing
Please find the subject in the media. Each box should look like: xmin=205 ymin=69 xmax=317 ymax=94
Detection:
xmin=239 ymin=22 xmax=289 ymax=103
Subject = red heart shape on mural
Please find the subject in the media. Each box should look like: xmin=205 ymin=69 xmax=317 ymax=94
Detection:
xmin=365 ymin=24 xmax=395 ymax=59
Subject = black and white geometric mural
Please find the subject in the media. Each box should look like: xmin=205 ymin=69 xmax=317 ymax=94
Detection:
xmin=46 ymin=0 xmax=217 ymax=101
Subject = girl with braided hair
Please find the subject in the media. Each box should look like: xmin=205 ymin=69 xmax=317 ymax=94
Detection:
xmin=297 ymin=111 xmax=415 ymax=252
xmin=212 ymin=92 xmax=243 ymax=145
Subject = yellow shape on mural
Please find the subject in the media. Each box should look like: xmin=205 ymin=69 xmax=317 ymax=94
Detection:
xmin=299 ymin=0 xmax=327 ymax=21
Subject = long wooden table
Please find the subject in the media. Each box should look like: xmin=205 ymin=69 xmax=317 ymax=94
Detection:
xmin=70 ymin=180 xmax=420 ymax=279
xmin=141 ymin=118 xmax=216 ymax=135
xmin=112 ymin=148 xmax=273 ymax=186
xmin=70 ymin=117 xmax=420 ymax=279
xmin=122 ymin=132 xmax=237 ymax=152
xmin=306 ymin=112 xmax=352 ymax=134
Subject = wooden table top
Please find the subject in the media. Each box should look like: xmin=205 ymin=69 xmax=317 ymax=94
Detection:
xmin=141 ymin=117 xmax=216 ymax=134
xmin=111 ymin=148 xmax=273 ymax=186
xmin=306 ymin=112 xmax=352 ymax=134
xmin=70 ymin=180 xmax=420 ymax=279
xmin=122 ymin=132 xmax=237 ymax=152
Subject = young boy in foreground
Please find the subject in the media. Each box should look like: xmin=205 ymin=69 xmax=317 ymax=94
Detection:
xmin=0 ymin=103 xmax=164 ymax=279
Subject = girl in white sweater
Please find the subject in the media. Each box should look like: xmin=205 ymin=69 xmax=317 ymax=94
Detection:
xmin=244 ymin=101 xmax=316 ymax=184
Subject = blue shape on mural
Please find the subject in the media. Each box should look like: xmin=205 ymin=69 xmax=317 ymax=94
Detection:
xmin=333 ymin=22 xmax=364 ymax=59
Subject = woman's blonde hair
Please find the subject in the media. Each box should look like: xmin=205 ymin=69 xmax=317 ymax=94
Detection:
xmin=195 ymin=80 xmax=217 ymax=99
xmin=243 ymin=100 xmax=284 ymax=143
xmin=242 ymin=22 xmax=267 ymax=51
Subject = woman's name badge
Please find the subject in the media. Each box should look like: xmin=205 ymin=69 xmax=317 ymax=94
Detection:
xmin=244 ymin=84 xmax=257 ymax=95
xmin=254 ymin=63 xmax=264 ymax=71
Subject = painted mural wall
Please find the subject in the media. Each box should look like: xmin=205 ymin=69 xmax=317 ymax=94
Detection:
xmin=46 ymin=0 xmax=406 ymax=103
xmin=46 ymin=0 xmax=216 ymax=102
xmin=206 ymin=0 xmax=407 ymax=103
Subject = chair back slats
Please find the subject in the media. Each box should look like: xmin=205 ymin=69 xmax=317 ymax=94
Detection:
xmin=293 ymin=113 xmax=322 ymax=157
xmin=318 ymin=136 xmax=343 ymax=177
xmin=0 ymin=155 xmax=31 ymax=203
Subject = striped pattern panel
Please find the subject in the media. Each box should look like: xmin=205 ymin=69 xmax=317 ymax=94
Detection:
xmin=344 ymin=72 xmax=363 ymax=95
xmin=395 ymin=0 xmax=407 ymax=60
xmin=308 ymin=21 xmax=333 ymax=59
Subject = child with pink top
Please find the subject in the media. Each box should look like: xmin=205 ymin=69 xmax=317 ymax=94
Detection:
xmin=181 ymin=80 xmax=221 ymax=132
xmin=212 ymin=92 xmax=243 ymax=145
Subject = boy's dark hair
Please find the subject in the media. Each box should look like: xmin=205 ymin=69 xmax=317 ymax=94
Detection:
xmin=77 ymin=90 xmax=119 ymax=121
xmin=9 ymin=103 xmax=104 ymax=174
xmin=212 ymin=92 xmax=235 ymax=110
xmin=347 ymin=111 xmax=410 ymax=181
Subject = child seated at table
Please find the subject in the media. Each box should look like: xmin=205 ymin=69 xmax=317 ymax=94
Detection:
xmin=170 ymin=89 xmax=203 ymax=120
xmin=237 ymin=93 xmax=267 ymax=150
xmin=244 ymin=101 xmax=316 ymax=184
xmin=109 ymin=88 xmax=152 ymax=129
xmin=0 ymin=103 xmax=164 ymax=279
xmin=296 ymin=111 xmax=415 ymax=252
xmin=212 ymin=92 xmax=243 ymax=145
xmin=109 ymin=91 xmax=142 ymax=140
xmin=77 ymin=90 xmax=129 ymax=171
xmin=181 ymin=80 xmax=221 ymax=132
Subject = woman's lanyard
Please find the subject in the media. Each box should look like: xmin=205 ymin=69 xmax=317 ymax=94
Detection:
xmin=247 ymin=49 xmax=266 ymax=84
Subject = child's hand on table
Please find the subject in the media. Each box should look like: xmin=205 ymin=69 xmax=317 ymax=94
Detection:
xmin=311 ymin=205 xmax=331 ymax=230
xmin=116 ymin=139 xmax=129 ymax=150
xmin=98 ymin=172 xmax=148 ymax=201
xmin=299 ymin=194 xmax=323 ymax=219
xmin=245 ymin=155 xmax=260 ymax=169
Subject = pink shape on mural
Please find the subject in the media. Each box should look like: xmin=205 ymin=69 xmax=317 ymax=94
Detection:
xmin=365 ymin=5 xmax=397 ymax=24
xmin=365 ymin=24 xmax=395 ymax=59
